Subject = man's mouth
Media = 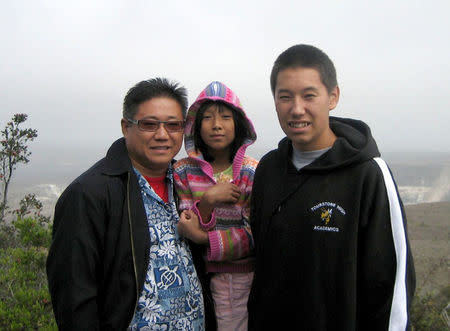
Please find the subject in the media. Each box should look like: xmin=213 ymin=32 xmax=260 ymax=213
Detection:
xmin=151 ymin=146 xmax=170 ymax=150
xmin=289 ymin=122 xmax=310 ymax=128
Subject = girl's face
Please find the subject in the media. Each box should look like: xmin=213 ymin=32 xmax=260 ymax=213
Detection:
xmin=200 ymin=104 xmax=235 ymax=157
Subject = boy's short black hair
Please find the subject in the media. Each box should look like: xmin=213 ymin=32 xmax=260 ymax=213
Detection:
xmin=270 ymin=44 xmax=338 ymax=95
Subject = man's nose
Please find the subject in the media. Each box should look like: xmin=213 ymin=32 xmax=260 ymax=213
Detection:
xmin=154 ymin=123 xmax=170 ymax=138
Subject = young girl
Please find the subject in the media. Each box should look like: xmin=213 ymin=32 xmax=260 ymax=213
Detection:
xmin=173 ymin=81 xmax=258 ymax=331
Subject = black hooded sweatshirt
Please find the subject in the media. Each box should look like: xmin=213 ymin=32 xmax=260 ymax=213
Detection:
xmin=248 ymin=117 xmax=415 ymax=331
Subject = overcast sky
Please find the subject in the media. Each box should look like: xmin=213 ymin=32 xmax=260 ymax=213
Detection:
xmin=1 ymin=0 xmax=449 ymax=182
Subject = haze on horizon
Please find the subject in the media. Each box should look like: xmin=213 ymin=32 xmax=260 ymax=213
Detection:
xmin=1 ymin=0 xmax=450 ymax=183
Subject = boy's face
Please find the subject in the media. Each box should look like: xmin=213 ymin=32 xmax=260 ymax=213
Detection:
xmin=274 ymin=67 xmax=339 ymax=152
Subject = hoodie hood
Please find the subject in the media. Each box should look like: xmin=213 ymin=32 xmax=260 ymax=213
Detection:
xmin=278 ymin=116 xmax=380 ymax=173
xmin=184 ymin=81 xmax=257 ymax=163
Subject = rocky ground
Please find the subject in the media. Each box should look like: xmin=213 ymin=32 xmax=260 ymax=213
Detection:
xmin=406 ymin=201 xmax=449 ymax=295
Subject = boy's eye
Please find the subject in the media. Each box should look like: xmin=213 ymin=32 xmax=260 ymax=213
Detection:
xmin=279 ymin=95 xmax=291 ymax=100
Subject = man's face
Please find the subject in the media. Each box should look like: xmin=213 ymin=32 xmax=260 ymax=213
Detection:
xmin=274 ymin=67 xmax=339 ymax=152
xmin=121 ymin=97 xmax=184 ymax=177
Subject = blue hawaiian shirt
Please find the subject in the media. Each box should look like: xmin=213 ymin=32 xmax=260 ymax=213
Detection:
xmin=128 ymin=166 xmax=205 ymax=331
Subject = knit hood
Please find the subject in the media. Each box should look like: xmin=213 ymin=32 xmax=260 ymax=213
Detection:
xmin=184 ymin=81 xmax=256 ymax=173
xmin=278 ymin=116 xmax=381 ymax=173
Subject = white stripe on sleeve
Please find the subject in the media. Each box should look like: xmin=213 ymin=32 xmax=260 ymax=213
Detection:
xmin=374 ymin=157 xmax=408 ymax=331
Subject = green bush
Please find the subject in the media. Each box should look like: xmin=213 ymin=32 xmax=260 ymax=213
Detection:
xmin=410 ymin=258 xmax=450 ymax=331
xmin=411 ymin=289 xmax=449 ymax=330
xmin=0 ymin=224 xmax=17 ymax=249
xmin=13 ymin=217 xmax=51 ymax=248
xmin=0 ymin=216 xmax=56 ymax=330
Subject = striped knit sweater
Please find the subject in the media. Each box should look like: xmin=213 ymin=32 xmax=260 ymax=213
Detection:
xmin=173 ymin=81 xmax=258 ymax=273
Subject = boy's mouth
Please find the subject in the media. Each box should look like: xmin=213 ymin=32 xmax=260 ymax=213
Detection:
xmin=289 ymin=122 xmax=310 ymax=128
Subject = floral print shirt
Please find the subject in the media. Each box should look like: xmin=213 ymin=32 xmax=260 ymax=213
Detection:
xmin=128 ymin=166 xmax=204 ymax=331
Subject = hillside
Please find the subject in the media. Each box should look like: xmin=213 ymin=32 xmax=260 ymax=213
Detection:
xmin=406 ymin=201 xmax=449 ymax=294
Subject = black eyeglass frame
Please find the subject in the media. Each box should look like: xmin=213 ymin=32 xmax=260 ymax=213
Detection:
xmin=126 ymin=118 xmax=185 ymax=132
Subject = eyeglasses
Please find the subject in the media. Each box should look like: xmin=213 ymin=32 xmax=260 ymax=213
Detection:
xmin=127 ymin=118 xmax=185 ymax=132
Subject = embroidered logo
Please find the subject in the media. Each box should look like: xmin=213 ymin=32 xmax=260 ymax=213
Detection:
xmin=311 ymin=202 xmax=346 ymax=233
xmin=320 ymin=208 xmax=332 ymax=225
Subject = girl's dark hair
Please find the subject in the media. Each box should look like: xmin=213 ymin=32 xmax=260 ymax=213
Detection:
xmin=193 ymin=101 xmax=253 ymax=163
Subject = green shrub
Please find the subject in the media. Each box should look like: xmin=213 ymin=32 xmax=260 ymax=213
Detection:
xmin=410 ymin=258 xmax=450 ymax=331
xmin=13 ymin=217 xmax=51 ymax=248
xmin=0 ymin=224 xmax=17 ymax=249
xmin=0 ymin=216 xmax=56 ymax=330
xmin=411 ymin=290 xmax=448 ymax=330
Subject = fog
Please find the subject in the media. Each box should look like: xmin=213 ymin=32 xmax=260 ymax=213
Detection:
xmin=1 ymin=0 xmax=450 ymax=196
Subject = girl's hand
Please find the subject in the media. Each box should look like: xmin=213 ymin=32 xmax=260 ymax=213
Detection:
xmin=203 ymin=182 xmax=241 ymax=207
xmin=177 ymin=210 xmax=209 ymax=244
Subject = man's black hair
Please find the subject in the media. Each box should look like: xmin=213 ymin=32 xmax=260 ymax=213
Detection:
xmin=123 ymin=77 xmax=188 ymax=119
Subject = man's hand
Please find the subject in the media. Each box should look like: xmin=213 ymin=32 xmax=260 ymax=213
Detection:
xmin=177 ymin=210 xmax=209 ymax=244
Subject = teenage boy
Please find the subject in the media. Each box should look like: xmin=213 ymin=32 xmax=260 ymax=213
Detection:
xmin=248 ymin=45 xmax=415 ymax=330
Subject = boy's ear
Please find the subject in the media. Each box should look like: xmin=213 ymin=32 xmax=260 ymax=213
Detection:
xmin=328 ymin=86 xmax=340 ymax=111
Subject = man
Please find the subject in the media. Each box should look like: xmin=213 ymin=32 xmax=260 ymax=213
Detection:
xmin=248 ymin=45 xmax=415 ymax=330
xmin=47 ymin=78 xmax=205 ymax=330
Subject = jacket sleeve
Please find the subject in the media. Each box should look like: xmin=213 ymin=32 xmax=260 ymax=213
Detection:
xmin=249 ymin=156 xmax=266 ymax=256
xmin=205 ymin=194 xmax=253 ymax=262
xmin=46 ymin=181 xmax=105 ymax=330
xmin=357 ymin=158 xmax=415 ymax=330
xmin=173 ymin=163 xmax=218 ymax=229
xmin=247 ymin=154 xmax=266 ymax=328
xmin=173 ymin=165 xmax=195 ymax=211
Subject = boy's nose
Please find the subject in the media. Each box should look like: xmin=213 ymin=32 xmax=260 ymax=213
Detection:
xmin=292 ymin=98 xmax=306 ymax=115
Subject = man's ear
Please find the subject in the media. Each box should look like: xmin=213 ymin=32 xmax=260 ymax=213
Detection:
xmin=328 ymin=86 xmax=340 ymax=111
xmin=121 ymin=118 xmax=129 ymax=137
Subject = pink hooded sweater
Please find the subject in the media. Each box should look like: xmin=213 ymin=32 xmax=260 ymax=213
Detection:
xmin=173 ymin=81 xmax=258 ymax=273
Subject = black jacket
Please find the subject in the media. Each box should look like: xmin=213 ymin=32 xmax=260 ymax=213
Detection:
xmin=47 ymin=138 xmax=217 ymax=330
xmin=47 ymin=138 xmax=151 ymax=330
xmin=248 ymin=117 xmax=415 ymax=331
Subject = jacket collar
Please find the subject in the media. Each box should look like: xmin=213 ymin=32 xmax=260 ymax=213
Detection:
xmin=276 ymin=117 xmax=380 ymax=173
xmin=102 ymin=138 xmax=134 ymax=176
xmin=277 ymin=137 xmax=297 ymax=174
